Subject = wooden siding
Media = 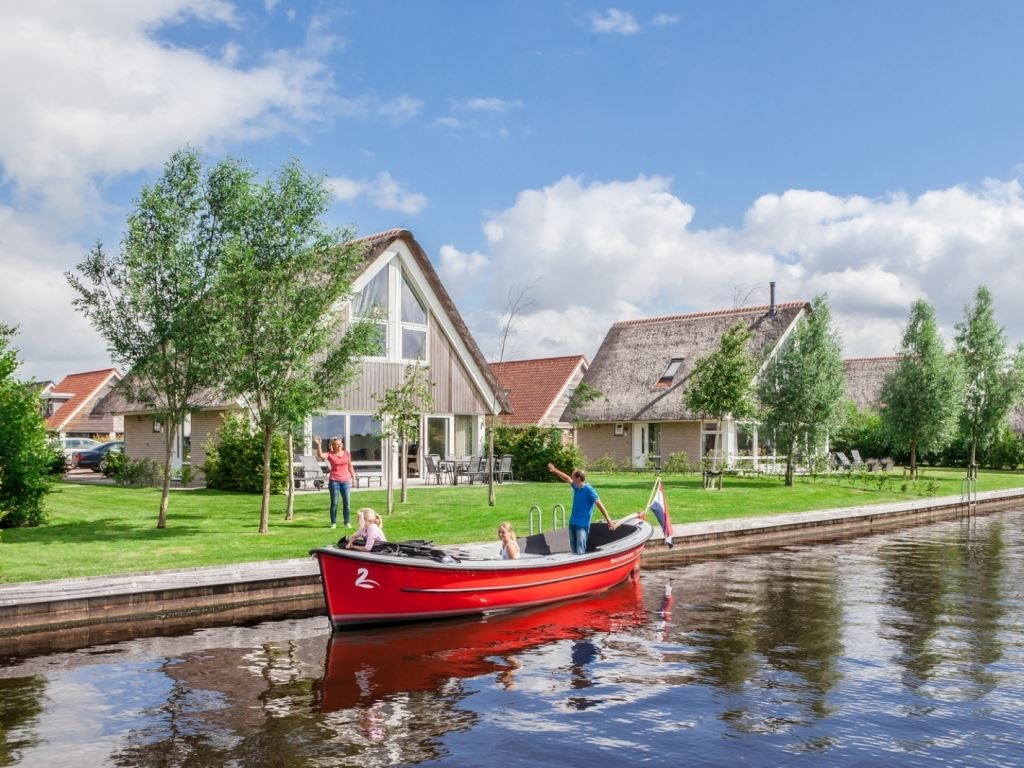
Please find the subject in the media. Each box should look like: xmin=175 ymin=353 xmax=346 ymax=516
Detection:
xmin=328 ymin=315 xmax=489 ymax=415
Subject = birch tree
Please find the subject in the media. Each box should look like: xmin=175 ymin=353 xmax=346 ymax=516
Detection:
xmin=954 ymin=285 xmax=1024 ymax=479
xmin=881 ymin=300 xmax=964 ymax=479
xmin=757 ymin=296 xmax=846 ymax=486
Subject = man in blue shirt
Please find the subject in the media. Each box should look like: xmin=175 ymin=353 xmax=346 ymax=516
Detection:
xmin=548 ymin=463 xmax=616 ymax=555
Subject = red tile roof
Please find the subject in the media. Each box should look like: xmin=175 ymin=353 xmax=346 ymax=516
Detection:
xmin=491 ymin=356 xmax=587 ymax=426
xmin=45 ymin=368 xmax=121 ymax=432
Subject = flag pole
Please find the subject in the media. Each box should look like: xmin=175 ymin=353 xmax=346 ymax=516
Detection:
xmin=643 ymin=473 xmax=661 ymax=513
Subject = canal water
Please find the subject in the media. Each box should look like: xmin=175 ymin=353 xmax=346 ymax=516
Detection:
xmin=2 ymin=510 xmax=1024 ymax=767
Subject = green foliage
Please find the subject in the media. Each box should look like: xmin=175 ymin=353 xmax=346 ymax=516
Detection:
xmin=662 ymin=451 xmax=692 ymax=474
xmin=100 ymin=449 xmax=125 ymax=478
xmin=0 ymin=325 xmax=53 ymax=528
xmin=832 ymin=401 xmax=894 ymax=460
xmin=66 ymin=148 xmax=235 ymax=528
xmin=983 ymin=424 xmax=1024 ymax=470
xmin=881 ymin=300 xmax=965 ymax=477
xmin=492 ymin=425 xmax=583 ymax=481
xmin=109 ymin=457 xmax=162 ymax=488
xmin=757 ymin=295 xmax=846 ymax=486
xmin=204 ymin=413 xmax=288 ymax=493
xmin=565 ymin=381 xmax=603 ymax=426
xmin=374 ymin=364 xmax=434 ymax=450
xmin=954 ymin=285 xmax=1024 ymax=473
xmin=213 ymin=157 xmax=377 ymax=532
xmin=587 ymin=453 xmax=620 ymax=473
xmin=685 ymin=322 xmax=758 ymax=423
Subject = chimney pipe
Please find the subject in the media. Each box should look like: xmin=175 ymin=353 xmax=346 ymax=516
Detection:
xmin=769 ymin=281 xmax=777 ymax=317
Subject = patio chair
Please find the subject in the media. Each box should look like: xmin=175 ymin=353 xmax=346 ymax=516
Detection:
xmin=833 ymin=451 xmax=852 ymax=471
xmin=455 ymin=455 xmax=484 ymax=484
xmin=494 ymin=454 xmax=514 ymax=483
xmin=850 ymin=449 xmax=864 ymax=469
xmin=295 ymin=454 xmax=325 ymax=490
xmin=424 ymin=454 xmax=451 ymax=485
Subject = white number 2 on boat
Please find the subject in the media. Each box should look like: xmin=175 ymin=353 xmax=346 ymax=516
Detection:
xmin=354 ymin=568 xmax=380 ymax=589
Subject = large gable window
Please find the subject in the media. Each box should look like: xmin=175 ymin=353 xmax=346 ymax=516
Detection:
xmin=354 ymin=267 xmax=389 ymax=357
xmin=400 ymin=270 xmax=427 ymax=361
xmin=655 ymin=358 xmax=684 ymax=387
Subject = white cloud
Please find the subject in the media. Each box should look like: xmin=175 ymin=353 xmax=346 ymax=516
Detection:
xmin=328 ymin=172 xmax=428 ymax=214
xmin=376 ymin=94 xmax=423 ymax=122
xmin=589 ymin=9 xmax=642 ymax=35
xmin=455 ymin=97 xmax=524 ymax=113
xmin=336 ymin=93 xmax=422 ymax=122
xmin=0 ymin=207 xmax=112 ymax=381
xmin=438 ymin=244 xmax=489 ymax=283
xmin=0 ymin=2 xmax=333 ymax=216
xmin=455 ymin=175 xmax=1024 ymax=362
xmin=264 ymin=0 xmax=280 ymax=12
xmin=651 ymin=12 xmax=680 ymax=26
xmin=434 ymin=116 xmax=462 ymax=129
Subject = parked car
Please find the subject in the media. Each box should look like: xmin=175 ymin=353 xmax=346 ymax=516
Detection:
xmin=73 ymin=441 xmax=124 ymax=472
xmin=59 ymin=437 xmax=101 ymax=467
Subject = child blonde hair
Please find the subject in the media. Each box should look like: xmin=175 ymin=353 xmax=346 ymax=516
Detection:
xmin=359 ymin=507 xmax=381 ymax=527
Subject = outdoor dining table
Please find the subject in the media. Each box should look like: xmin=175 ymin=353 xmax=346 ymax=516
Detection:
xmin=440 ymin=458 xmax=470 ymax=485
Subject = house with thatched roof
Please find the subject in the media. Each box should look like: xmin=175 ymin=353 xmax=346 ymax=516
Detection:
xmin=565 ymin=295 xmax=809 ymax=469
xmin=491 ymin=355 xmax=588 ymax=434
xmin=98 ymin=229 xmax=508 ymax=482
xmin=842 ymin=356 xmax=898 ymax=411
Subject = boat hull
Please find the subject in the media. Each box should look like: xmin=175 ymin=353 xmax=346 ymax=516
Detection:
xmin=310 ymin=521 xmax=652 ymax=628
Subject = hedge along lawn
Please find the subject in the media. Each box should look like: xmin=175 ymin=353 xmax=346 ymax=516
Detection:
xmin=1 ymin=467 xmax=1023 ymax=584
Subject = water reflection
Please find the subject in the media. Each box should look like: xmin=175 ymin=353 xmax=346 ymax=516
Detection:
xmin=2 ymin=510 xmax=1024 ymax=766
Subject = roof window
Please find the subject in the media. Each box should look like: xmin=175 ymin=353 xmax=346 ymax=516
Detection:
xmin=655 ymin=358 xmax=684 ymax=387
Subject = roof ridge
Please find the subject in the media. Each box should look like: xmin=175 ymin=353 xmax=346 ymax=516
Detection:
xmin=491 ymin=355 xmax=585 ymax=367
xmin=613 ymin=301 xmax=807 ymax=328
xmin=844 ymin=355 xmax=899 ymax=362
xmin=56 ymin=367 xmax=120 ymax=379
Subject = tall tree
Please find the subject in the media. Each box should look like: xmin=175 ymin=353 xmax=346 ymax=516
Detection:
xmin=0 ymin=325 xmax=54 ymax=528
xmin=684 ymin=321 xmax=758 ymax=487
xmin=67 ymin=148 xmax=232 ymax=528
xmin=881 ymin=300 xmax=964 ymax=478
xmin=215 ymin=158 xmax=375 ymax=534
xmin=373 ymin=364 xmax=435 ymax=513
xmin=954 ymin=286 xmax=1024 ymax=479
xmin=757 ymin=296 xmax=846 ymax=486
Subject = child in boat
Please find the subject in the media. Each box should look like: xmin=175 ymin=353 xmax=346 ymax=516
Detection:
xmin=497 ymin=522 xmax=520 ymax=560
xmin=346 ymin=508 xmax=386 ymax=551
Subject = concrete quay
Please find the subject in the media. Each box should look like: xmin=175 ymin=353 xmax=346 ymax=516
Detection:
xmin=3 ymin=487 xmax=1023 ymax=643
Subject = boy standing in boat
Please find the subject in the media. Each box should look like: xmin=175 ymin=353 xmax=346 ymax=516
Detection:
xmin=547 ymin=464 xmax=616 ymax=555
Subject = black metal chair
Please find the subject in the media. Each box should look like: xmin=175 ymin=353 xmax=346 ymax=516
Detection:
xmin=494 ymin=454 xmax=514 ymax=483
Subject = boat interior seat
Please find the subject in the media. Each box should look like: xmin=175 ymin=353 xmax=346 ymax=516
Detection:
xmin=521 ymin=528 xmax=572 ymax=556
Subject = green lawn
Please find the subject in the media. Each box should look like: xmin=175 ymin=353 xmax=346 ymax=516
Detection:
xmin=1 ymin=467 xmax=1022 ymax=584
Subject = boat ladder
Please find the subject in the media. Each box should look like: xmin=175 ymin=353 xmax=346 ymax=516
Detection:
xmin=960 ymin=476 xmax=978 ymax=515
xmin=528 ymin=503 xmax=566 ymax=535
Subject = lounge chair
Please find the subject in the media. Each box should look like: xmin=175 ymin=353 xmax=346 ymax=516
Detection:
xmin=833 ymin=451 xmax=852 ymax=471
xmin=850 ymin=449 xmax=864 ymax=469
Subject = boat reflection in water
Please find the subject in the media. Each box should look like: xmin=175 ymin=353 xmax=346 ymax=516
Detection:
xmin=315 ymin=574 xmax=650 ymax=712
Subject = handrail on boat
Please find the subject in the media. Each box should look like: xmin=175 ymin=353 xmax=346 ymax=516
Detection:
xmin=528 ymin=504 xmax=543 ymax=535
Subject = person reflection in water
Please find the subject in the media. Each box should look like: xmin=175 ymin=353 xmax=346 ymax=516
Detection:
xmin=497 ymin=657 xmax=522 ymax=690
xmin=358 ymin=702 xmax=386 ymax=742
xmin=567 ymin=638 xmax=602 ymax=710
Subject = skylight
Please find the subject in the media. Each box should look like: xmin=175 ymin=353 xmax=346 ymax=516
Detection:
xmin=656 ymin=358 xmax=684 ymax=387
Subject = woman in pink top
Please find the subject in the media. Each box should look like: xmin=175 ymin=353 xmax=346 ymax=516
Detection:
xmin=312 ymin=436 xmax=359 ymax=529
xmin=346 ymin=508 xmax=386 ymax=551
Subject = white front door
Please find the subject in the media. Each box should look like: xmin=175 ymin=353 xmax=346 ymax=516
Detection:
xmin=631 ymin=422 xmax=646 ymax=469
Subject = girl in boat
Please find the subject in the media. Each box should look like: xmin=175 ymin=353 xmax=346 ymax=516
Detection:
xmin=498 ymin=522 xmax=520 ymax=560
xmin=346 ymin=508 xmax=386 ymax=551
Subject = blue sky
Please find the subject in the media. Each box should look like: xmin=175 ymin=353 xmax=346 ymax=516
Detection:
xmin=3 ymin=1 xmax=1024 ymax=381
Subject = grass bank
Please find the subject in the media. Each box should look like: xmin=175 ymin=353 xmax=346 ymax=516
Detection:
xmin=2 ymin=468 xmax=1022 ymax=584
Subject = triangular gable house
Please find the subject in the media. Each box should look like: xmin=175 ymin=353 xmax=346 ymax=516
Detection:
xmin=102 ymin=229 xmax=506 ymax=480
xmin=566 ymin=300 xmax=809 ymax=469
xmin=44 ymin=368 xmax=123 ymax=439
xmin=491 ymin=355 xmax=589 ymax=432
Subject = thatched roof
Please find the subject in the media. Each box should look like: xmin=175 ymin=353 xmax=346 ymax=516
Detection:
xmin=842 ymin=356 xmax=898 ymax=411
xmin=568 ymin=301 xmax=808 ymax=423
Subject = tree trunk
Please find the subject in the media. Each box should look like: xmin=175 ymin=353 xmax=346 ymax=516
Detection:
xmin=785 ymin=437 xmax=796 ymax=487
xmin=909 ymin=435 xmax=918 ymax=480
xmin=715 ymin=418 xmax=723 ymax=489
xmin=284 ymin=430 xmax=295 ymax=521
xmin=385 ymin=437 xmax=394 ymax=516
xmin=401 ymin=436 xmax=409 ymax=503
xmin=259 ymin=424 xmax=273 ymax=534
xmin=488 ymin=416 xmax=496 ymax=506
xmin=157 ymin=415 xmax=175 ymax=529
xmin=969 ymin=438 xmax=978 ymax=480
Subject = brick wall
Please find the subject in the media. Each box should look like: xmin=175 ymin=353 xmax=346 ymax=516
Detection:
xmin=578 ymin=424 xmax=632 ymax=466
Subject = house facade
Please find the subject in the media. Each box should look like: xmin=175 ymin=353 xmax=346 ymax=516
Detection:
xmin=43 ymin=368 xmax=123 ymax=439
xmin=566 ymin=299 xmax=809 ymax=469
xmin=842 ymin=356 xmax=898 ymax=411
xmin=103 ymin=229 xmax=506 ymax=481
xmin=491 ymin=355 xmax=589 ymax=438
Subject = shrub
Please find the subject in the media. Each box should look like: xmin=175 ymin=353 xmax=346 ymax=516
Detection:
xmin=204 ymin=413 xmax=289 ymax=493
xmin=111 ymin=457 xmax=161 ymax=488
xmin=662 ymin=451 xmax=691 ymax=474
xmin=586 ymin=453 xmax=619 ymax=474
xmin=491 ymin=425 xmax=583 ymax=482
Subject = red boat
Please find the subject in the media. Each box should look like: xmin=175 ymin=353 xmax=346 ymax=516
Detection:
xmin=316 ymin=576 xmax=650 ymax=711
xmin=309 ymin=517 xmax=653 ymax=629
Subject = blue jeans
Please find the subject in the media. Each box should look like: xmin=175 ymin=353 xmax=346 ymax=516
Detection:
xmin=569 ymin=524 xmax=589 ymax=555
xmin=328 ymin=480 xmax=351 ymax=526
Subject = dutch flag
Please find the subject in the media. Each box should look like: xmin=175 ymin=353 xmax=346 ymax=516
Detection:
xmin=649 ymin=479 xmax=674 ymax=548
